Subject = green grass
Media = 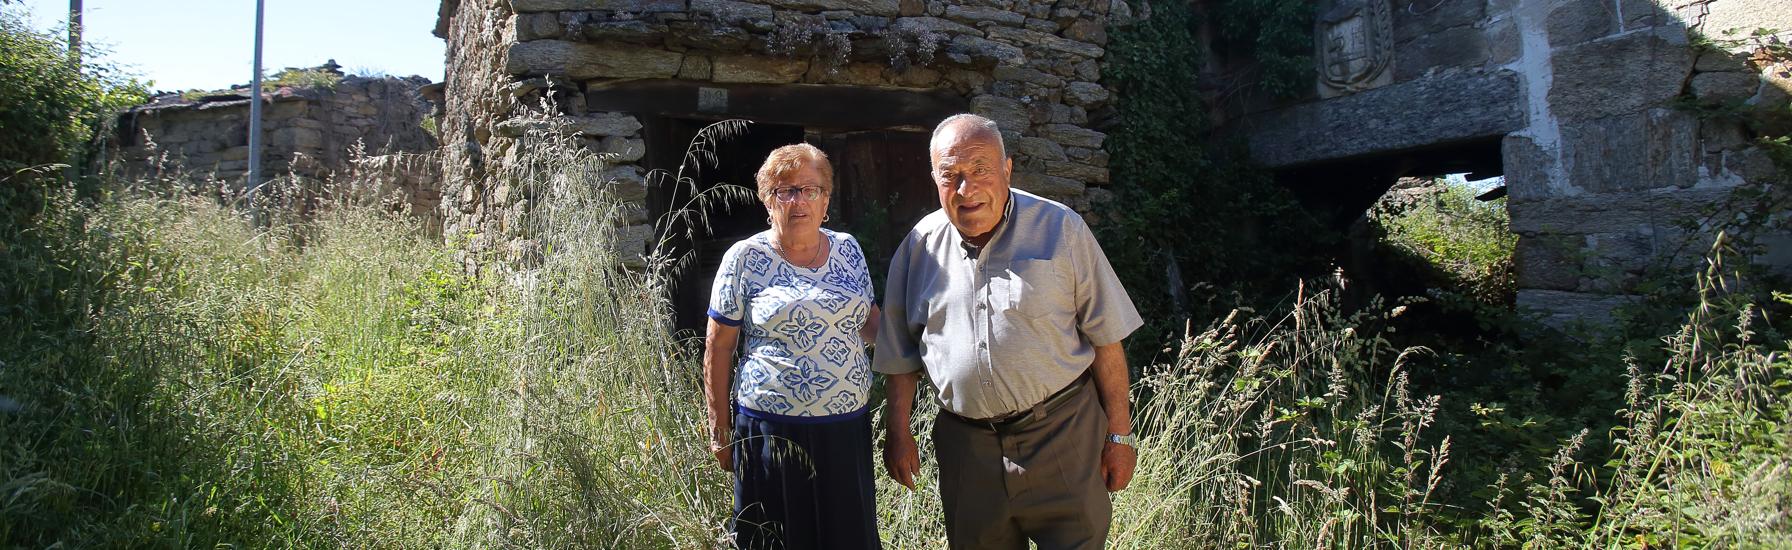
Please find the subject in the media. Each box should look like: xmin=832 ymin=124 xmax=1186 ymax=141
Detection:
xmin=3 ymin=131 xmax=1789 ymax=547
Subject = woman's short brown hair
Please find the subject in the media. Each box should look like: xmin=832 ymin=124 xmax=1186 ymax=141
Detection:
xmin=754 ymin=143 xmax=834 ymax=200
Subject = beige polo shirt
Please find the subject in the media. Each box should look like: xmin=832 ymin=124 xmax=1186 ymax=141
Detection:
xmin=873 ymin=189 xmax=1143 ymax=420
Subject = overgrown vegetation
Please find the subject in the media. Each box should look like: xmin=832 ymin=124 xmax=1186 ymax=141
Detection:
xmin=1099 ymin=2 xmax=1792 ymax=547
xmin=5 ymin=2 xmax=1791 ymax=547
xmin=0 ymin=10 xmax=147 ymax=221
xmin=1370 ymin=179 xmax=1517 ymax=307
xmin=1 ymin=121 xmax=731 ymax=547
xmin=5 ymin=155 xmax=1787 ymax=546
xmin=1100 ymin=0 xmax=1333 ymax=363
xmin=265 ymin=67 xmax=344 ymax=91
xmin=1208 ymin=0 xmax=1314 ymax=99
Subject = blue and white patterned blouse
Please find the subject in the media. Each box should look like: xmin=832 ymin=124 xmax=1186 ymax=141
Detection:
xmin=708 ymin=228 xmax=876 ymax=421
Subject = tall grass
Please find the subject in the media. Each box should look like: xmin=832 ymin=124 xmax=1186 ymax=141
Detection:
xmin=2 ymin=129 xmax=1787 ymax=547
xmin=1115 ymin=285 xmax=1459 ymax=548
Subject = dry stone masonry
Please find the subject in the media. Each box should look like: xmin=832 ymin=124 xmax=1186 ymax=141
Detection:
xmin=437 ymin=0 xmax=1788 ymax=327
xmin=115 ymin=68 xmax=442 ymax=229
xmin=1226 ymin=0 xmax=1791 ymax=327
xmin=435 ymin=0 xmax=1127 ymax=271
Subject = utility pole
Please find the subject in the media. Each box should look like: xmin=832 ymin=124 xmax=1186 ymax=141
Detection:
xmin=67 ymin=0 xmax=82 ymax=64
xmin=247 ymin=0 xmax=265 ymax=194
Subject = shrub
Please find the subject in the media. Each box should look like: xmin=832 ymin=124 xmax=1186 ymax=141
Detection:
xmin=264 ymin=67 xmax=343 ymax=91
xmin=1100 ymin=0 xmax=1335 ymax=365
xmin=0 ymin=11 xmax=147 ymax=221
xmin=1370 ymin=178 xmax=1517 ymax=306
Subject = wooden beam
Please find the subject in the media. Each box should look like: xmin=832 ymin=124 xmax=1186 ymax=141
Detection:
xmin=584 ymin=80 xmax=966 ymax=131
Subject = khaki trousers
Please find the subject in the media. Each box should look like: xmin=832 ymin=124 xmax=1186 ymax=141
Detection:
xmin=932 ymin=379 xmax=1111 ymax=550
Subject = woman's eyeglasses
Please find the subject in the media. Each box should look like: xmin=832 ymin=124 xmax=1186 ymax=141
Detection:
xmin=771 ymin=186 xmax=825 ymax=203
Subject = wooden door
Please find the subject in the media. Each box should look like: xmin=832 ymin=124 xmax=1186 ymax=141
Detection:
xmin=814 ymin=129 xmax=937 ymax=287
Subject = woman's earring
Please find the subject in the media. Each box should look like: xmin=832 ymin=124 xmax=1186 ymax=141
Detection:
xmin=765 ymin=217 xmax=772 ymax=225
xmin=823 ymin=214 xmax=830 ymax=222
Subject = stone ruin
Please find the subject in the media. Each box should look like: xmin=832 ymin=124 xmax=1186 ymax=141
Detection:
xmin=431 ymin=0 xmax=1790 ymax=329
xmin=1218 ymin=0 xmax=1790 ymax=327
xmin=113 ymin=62 xmax=445 ymax=231
xmin=434 ymin=0 xmax=1125 ymax=331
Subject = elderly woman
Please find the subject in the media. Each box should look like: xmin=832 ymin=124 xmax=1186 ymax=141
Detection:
xmin=704 ymin=143 xmax=881 ymax=549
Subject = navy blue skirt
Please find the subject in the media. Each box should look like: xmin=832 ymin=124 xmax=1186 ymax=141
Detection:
xmin=731 ymin=407 xmax=880 ymax=549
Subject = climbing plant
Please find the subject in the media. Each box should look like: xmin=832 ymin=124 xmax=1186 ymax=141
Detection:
xmin=1098 ymin=0 xmax=1331 ymax=363
xmin=1211 ymin=0 xmax=1315 ymax=99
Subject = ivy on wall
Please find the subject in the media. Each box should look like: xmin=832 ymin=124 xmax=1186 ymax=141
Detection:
xmin=1098 ymin=0 xmax=1331 ymax=363
xmin=1212 ymin=0 xmax=1315 ymax=99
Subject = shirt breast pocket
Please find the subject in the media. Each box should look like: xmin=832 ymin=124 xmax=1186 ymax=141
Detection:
xmin=1005 ymin=259 xmax=1072 ymax=320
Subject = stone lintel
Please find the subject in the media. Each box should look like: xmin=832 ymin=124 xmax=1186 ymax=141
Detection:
xmin=511 ymin=0 xmax=689 ymax=12
xmin=583 ymin=79 xmax=965 ymax=129
xmin=506 ymin=40 xmax=683 ymax=79
xmin=761 ymin=0 xmax=900 ymax=17
xmin=1232 ymin=70 xmax=1522 ymax=169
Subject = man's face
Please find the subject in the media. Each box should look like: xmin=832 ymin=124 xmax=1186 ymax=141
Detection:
xmin=930 ymin=127 xmax=1012 ymax=243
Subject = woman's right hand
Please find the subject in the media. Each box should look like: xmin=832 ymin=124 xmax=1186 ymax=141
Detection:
xmin=710 ymin=418 xmax=733 ymax=472
xmin=702 ymin=318 xmax=740 ymax=473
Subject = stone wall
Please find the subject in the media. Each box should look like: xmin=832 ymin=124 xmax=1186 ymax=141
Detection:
xmin=1222 ymin=0 xmax=1790 ymax=327
xmin=115 ymin=74 xmax=442 ymax=229
xmin=1505 ymin=1 xmax=1791 ymax=326
xmin=435 ymin=0 xmax=1128 ymax=271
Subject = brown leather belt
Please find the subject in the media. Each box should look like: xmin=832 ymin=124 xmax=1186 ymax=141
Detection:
xmin=942 ymin=372 xmax=1091 ymax=433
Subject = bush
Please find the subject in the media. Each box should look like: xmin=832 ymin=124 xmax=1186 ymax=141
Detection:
xmin=1100 ymin=0 xmax=1334 ymax=365
xmin=264 ymin=67 xmax=343 ymax=91
xmin=0 ymin=12 xmax=146 ymax=176
xmin=1370 ymin=179 xmax=1517 ymax=306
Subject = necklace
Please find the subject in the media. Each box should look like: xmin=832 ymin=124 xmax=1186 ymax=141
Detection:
xmin=773 ymin=235 xmax=826 ymax=268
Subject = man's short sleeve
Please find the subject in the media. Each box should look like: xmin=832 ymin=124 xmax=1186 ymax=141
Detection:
xmin=707 ymin=241 xmax=749 ymax=327
xmin=1069 ymin=217 xmax=1143 ymax=346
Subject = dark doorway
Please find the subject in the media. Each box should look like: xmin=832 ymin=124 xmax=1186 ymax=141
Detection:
xmin=1274 ymin=136 xmax=1505 ymax=230
xmin=594 ymin=80 xmax=965 ymax=338
xmin=812 ymin=128 xmax=938 ymax=291
xmin=647 ymin=120 xmax=941 ymax=338
xmin=648 ymin=118 xmax=805 ymax=337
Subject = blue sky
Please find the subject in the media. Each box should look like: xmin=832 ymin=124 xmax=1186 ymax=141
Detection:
xmin=13 ymin=0 xmax=445 ymax=92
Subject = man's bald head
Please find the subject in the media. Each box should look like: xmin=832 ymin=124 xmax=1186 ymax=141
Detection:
xmin=930 ymin=114 xmax=1006 ymax=160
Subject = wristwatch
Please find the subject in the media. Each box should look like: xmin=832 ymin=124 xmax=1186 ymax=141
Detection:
xmin=1106 ymin=432 xmax=1137 ymax=447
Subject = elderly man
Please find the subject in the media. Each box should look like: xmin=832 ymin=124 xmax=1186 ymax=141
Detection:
xmin=874 ymin=114 xmax=1143 ymax=549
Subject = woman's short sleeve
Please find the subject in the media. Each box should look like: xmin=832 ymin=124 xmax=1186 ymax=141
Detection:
xmin=707 ymin=241 xmax=750 ymax=326
xmin=843 ymin=234 xmax=876 ymax=302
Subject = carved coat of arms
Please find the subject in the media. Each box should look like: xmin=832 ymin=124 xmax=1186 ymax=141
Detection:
xmin=1316 ymin=0 xmax=1393 ymax=96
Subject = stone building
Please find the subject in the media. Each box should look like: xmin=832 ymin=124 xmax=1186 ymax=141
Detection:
xmin=434 ymin=0 xmax=1124 ymax=331
xmin=1220 ymin=0 xmax=1790 ymax=326
xmin=115 ymin=67 xmax=442 ymax=230
xmin=434 ymin=0 xmax=1789 ymax=329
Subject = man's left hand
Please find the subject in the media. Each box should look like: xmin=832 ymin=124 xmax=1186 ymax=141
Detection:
xmin=1101 ymin=439 xmax=1136 ymax=491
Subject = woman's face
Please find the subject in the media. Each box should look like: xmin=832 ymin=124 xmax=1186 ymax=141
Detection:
xmin=764 ymin=163 xmax=831 ymax=234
